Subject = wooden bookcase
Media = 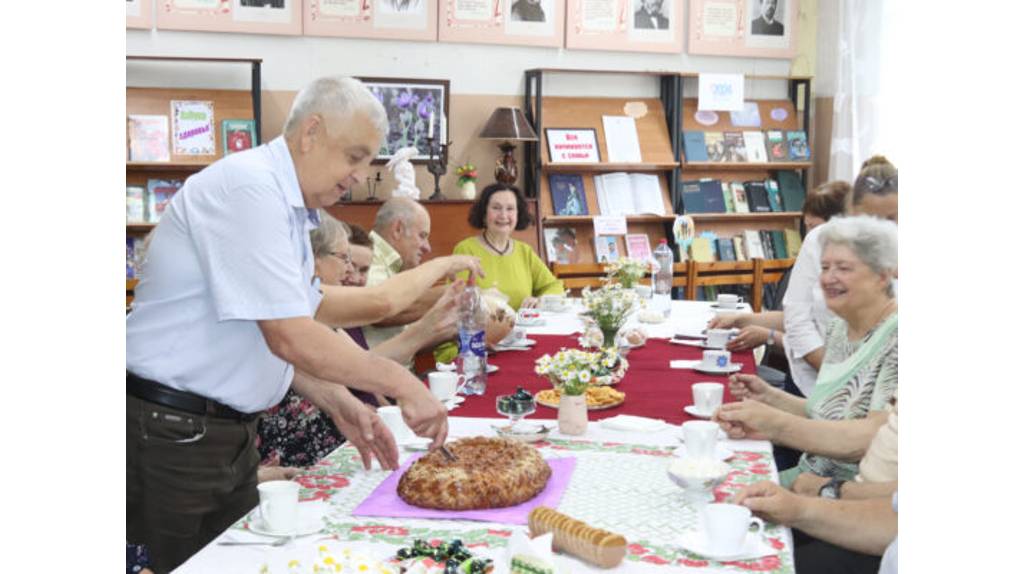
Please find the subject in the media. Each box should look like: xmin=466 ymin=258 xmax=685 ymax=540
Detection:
xmin=126 ymin=56 xmax=262 ymax=297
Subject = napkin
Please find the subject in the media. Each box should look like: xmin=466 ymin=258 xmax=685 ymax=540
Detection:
xmin=600 ymin=415 xmax=669 ymax=432
xmin=507 ymin=531 xmax=556 ymax=574
xmin=670 ymin=360 xmax=702 ymax=369
xmin=668 ymin=339 xmax=705 ymax=348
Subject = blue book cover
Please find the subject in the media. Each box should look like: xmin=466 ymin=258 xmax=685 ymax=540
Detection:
xmin=717 ymin=238 xmax=736 ymax=261
xmin=683 ymin=131 xmax=708 ymax=162
xmin=548 ymin=174 xmax=588 ymax=216
xmin=680 ymin=179 xmax=709 ymax=214
xmin=786 ymin=131 xmax=810 ymax=160
xmin=765 ymin=179 xmax=783 ymax=212
xmin=698 ymin=179 xmax=727 ymax=213
xmin=777 ymin=171 xmax=806 ymax=211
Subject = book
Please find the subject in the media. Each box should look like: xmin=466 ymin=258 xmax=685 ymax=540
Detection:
xmin=594 ymin=235 xmax=620 ymax=263
xmin=720 ymin=182 xmax=735 ymax=213
xmin=733 ymin=236 xmax=748 ymax=261
xmin=770 ymin=230 xmax=788 ymax=258
xmin=222 ymin=119 xmax=256 ymax=155
xmin=743 ymin=230 xmax=766 ymax=259
xmin=625 ymin=233 xmax=653 ymax=260
xmin=777 ymin=170 xmax=807 ymax=211
xmin=548 ymin=174 xmax=589 ymax=216
xmin=766 ymin=130 xmax=788 ymax=162
xmin=146 ymin=179 xmax=183 ymax=223
xmin=760 ymin=230 xmax=775 ymax=260
xmin=127 ymin=237 xmax=137 ymax=279
xmin=786 ymin=130 xmax=810 ymax=161
xmin=716 ymin=238 xmax=736 ymax=261
xmin=544 ymin=227 xmax=579 ymax=264
xmin=784 ymin=229 xmax=803 ymax=258
xmin=127 ymin=114 xmax=170 ymax=162
xmin=679 ymin=178 xmax=725 ymax=214
xmin=171 ymin=100 xmax=216 ymax=156
xmin=126 ymin=185 xmax=146 ymax=223
xmin=730 ymin=182 xmax=750 ymax=213
xmin=743 ymin=131 xmax=768 ymax=163
xmin=689 ymin=237 xmax=715 ymax=262
xmin=594 ymin=172 xmax=665 ymax=216
xmin=682 ymin=131 xmax=708 ymax=162
xmin=765 ymin=179 xmax=783 ymax=212
xmin=723 ymin=131 xmax=748 ymax=162
xmin=704 ymin=132 xmax=726 ymax=162
xmin=744 ymin=181 xmax=771 ymax=213
xmin=602 ymin=116 xmax=643 ymax=163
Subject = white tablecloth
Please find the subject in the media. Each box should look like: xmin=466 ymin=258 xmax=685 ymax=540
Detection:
xmin=524 ymin=300 xmax=751 ymax=340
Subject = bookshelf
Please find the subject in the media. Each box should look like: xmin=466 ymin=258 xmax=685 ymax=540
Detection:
xmin=126 ymin=56 xmax=262 ymax=287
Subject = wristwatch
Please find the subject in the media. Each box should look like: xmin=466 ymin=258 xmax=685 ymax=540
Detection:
xmin=819 ymin=477 xmax=846 ymax=499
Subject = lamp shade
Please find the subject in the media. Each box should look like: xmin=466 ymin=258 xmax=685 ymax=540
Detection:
xmin=479 ymin=107 xmax=538 ymax=142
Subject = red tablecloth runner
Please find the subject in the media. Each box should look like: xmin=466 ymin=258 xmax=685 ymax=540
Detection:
xmin=447 ymin=335 xmax=756 ymax=425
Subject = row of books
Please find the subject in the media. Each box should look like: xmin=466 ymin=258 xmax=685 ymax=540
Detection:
xmin=128 ymin=108 xmax=256 ymax=162
xmin=689 ymin=229 xmax=802 ymax=263
xmin=683 ymin=129 xmax=809 ymax=163
xmin=548 ymin=173 xmax=665 ymax=217
xmin=679 ymin=171 xmax=805 ymax=215
xmin=127 ymin=179 xmax=184 ymax=224
xmin=542 ymin=228 xmax=654 ymax=265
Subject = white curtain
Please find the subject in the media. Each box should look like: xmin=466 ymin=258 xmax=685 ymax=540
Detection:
xmin=826 ymin=0 xmax=896 ymax=181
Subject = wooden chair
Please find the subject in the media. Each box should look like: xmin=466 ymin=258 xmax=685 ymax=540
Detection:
xmin=550 ymin=263 xmax=608 ymax=294
xmin=127 ymin=278 xmax=139 ymax=310
xmin=684 ymin=259 xmax=796 ymax=312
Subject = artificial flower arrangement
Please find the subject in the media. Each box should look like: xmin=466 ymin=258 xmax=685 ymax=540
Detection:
xmin=455 ymin=163 xmax=478 ymax=187
xmin=604 ymin=257 xmax=650 ymax=288
xmin=534 ymin=347 xmax=629 ymax=392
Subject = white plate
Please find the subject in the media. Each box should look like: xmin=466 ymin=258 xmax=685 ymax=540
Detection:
xmin=683 ymin=405 xmax=715 ymax=419
xmin=677 ymin=530 xmax=776 ymax=562
xmin=673 ymin=443 xmax=734 ymax=461
xmin=249 ymin=506 xmax=324 ymax=538
xmin=487 ymin=364 xmax=499 ymax=374
xmin=495 ymin=339 xmax=537 ymax=351
xmin=694 ymin=363 xmax=742 ymax=375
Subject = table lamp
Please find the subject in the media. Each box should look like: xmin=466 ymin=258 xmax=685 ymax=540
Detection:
xmin=479 ymin=107 xmax=538 ymax=186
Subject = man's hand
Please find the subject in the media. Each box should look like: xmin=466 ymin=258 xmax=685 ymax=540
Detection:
xmin=416 ymin=281 xmax=463 ymax=342
xmin=708 ymin=313 xmax=744 ymax=330
xmin=792 ymin=472 xmax=831 ymax=497
xmin=731 ymin=481 xmax=806 ymax=526
xmin=711 ymin=400 xmax=785 ymax=441
xmin=520 ymin=296 xmax=540 ymax=309
xmin=443 ymin=255 xmax=485 ymax=280
xmin=727 ymin=326 xmax=771 ymax=352
xmin=727 ymin=373 xmax=774 ymax=402
xmin=323 ymin=388 xmax=400 ymax=471
xmin=396 ymin=382 xmax=449 ymax=449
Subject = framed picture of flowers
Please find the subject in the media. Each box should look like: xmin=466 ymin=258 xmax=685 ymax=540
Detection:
xmin=359 ymin=77 xmax=450 ymax=164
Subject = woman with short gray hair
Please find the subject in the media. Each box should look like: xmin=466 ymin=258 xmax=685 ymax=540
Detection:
xmin=713 ymin=214 xmax=898 ymax=487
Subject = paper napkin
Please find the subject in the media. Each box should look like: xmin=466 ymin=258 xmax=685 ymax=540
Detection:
xmin=600 ymin=415 xmax=669 ymax=432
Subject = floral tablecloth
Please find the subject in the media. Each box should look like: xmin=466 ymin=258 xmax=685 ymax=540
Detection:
xmin=174 ymin=419 xmax=792 ymax=574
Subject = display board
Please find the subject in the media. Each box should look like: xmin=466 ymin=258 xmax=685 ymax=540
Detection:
xmin=566 ymin=0 xmax=684 ymax=53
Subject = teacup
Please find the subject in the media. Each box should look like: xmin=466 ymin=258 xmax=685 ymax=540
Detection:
xmin=377 ymin=405 xmax=413 ymax=444
xmin=500 ymin=327 xmax=528 ymax=346
xmin=716 ymin=294 xmax=744 ymax=309
xmin=682 ymin=421 xmax=721 ymax=460
xmin=702 ymin=350 xmax=731 ymax=370
xmin=692 ymin=382 xmax=724 ymax=416
xmin=634 ymin=285 xmax=653 ymax=299
xmin=257 ymin=480 xmax=300 ymax=535
xmin=428 ymin=371 xmax=464 ymax=401
xmin=540 ymin=294 xmax=568 ymax=312
xmin=705 ymin=328 xmax=733 ymax=349
xmin=703 ymin=503 xmax=764 ymax=556
xmin=518 ymin=309 xmax=542 ymax=323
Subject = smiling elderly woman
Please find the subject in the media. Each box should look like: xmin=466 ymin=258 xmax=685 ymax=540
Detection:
xmin=713 ymin=215 xmax=898 ymax=487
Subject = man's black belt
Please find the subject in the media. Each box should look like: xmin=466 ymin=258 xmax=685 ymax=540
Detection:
xmin=127 ymin=371 xmax=259 ymax=422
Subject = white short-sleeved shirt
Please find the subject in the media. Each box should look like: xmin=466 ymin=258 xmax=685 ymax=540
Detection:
xmin=126 ymin=136 xmax=322 ymax=413
xmin=782 ymin=225 xmax=834 ymax=396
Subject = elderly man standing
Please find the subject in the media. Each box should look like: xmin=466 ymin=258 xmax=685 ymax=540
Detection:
xmin=126 ymin=76 xmax=478 ymax=572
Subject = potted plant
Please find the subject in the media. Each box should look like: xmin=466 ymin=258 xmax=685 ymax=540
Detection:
xmin=604 ymin=257 xmax=650 ymax=289
xmin=581 ymin=284 xmax=639 ymax=348
xmin=455 ymin=162 xmax=478 ymax=199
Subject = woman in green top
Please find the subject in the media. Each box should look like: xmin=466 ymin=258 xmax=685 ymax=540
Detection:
xmin=453 ymin=183 xmax=564 ymax=310
xmin=712 ymin=215 xmax=898 ymax=487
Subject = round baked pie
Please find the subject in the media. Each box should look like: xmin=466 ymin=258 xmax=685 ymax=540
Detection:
xmin=397 ymin=437 xmax=552 ymax=510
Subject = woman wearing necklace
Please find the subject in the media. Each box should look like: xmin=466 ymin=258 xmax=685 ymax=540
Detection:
xmin=453 ymin=183 xmax=564 ymax=310
xmin=711 ymin=215 xmax=899 ymax=488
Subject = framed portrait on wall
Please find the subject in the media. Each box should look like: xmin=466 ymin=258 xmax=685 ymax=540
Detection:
xmin=304 ymin=0 xmax=438 ymax=42
xmin=157 ymin=0 xmax=302 ymax=35
xmin=688 ymin=0 xmax=798 ymax=58
xmin=439 ymin=0 xmax=565 ymax=48
xmin=359 ymin=77 xmax=450 ymax=164
xmin=566 ymin=0 xmax=683 ymax=53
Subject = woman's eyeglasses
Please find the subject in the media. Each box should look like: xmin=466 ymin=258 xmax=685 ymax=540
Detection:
xmin=329 ymin=251 xmax=351 ymax=264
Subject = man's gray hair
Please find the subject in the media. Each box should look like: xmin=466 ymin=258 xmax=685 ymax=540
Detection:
xmin=284 ymin=76 xmax=388 ymax=140
xmin=818 ymin=215 xmax=898 ymax=277
xmin=373 ymin=197 xmax=425 ymax=236
xmin=310 ymin=210 xmax=349 ymax=259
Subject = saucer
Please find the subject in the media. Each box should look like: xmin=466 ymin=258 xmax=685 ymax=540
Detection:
xmin=491 ymin=422 xmax=552 ymax=443
xmin=694 ymin=363 xmax=742 ymax=375
xmin=683 ymin=405 xmax=714 ymax=419
xmin=249 ymin=506 xmax=325 ymax=538
xmin=677 ymin=530 xmax=776 ymax=562
xmin=673 ymin=443 xmax=734 ymax=461
xmin=709 ymin=303 xmax=746 ymax=310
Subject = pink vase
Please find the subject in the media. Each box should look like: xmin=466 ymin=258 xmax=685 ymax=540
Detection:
xmin=558 ymin=394 xmax=588 ymax=436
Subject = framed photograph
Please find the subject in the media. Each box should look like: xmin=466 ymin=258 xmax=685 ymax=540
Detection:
xmin=157 ymin=0 xmax=301 ymax=35
xmin=359 ymin=77 xmax=449 ymax=164
xmin=303 ymin=0 xmax=438 ymax=42
xmin=688 ymin=0 xmax=798 ymax=58
xmin=439 ymin=0 xmax=564 ymax=48
xmin=566 ymin=0 xmax=683 ymax=53
xmin=545 ymin=128 xmax=601 ymax=163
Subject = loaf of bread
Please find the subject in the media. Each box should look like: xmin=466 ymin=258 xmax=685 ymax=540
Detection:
xmin=527 ymin=506 xmax=627 ymax=569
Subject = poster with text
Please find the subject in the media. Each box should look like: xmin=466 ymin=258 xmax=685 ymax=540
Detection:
xmin=688 ymin=0 xmax=798 ymax=58
xmin=304 ymin=0 xmax=438 ymax=41
xmin=171 ymin=100 xmax=216 ymax=156
xmin=440 ymin=0 xmax=564 ymax=47
xmin=567 ymin=0 xmax=683 ymax=53
xmin=158 ymin=0 xmax=301 ymax=35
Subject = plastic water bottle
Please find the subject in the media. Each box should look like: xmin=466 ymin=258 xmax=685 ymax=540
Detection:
xmin=456 ymin=276 xmax=488 ymax=395
xmin=653 ymin=239 xmax=674 ymax=317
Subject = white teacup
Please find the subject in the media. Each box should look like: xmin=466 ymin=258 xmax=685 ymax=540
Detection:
xmin=500 ymin=327 xmax=528 ymax=346
xmin=428 ymin=371 xmax=463 ymax=401
xmin=377 ymin=405 xmax=413 ymax=444
xmin=682 ymin=421 xmax=721 ymax=460
xmin=540 ymin=294 xmax=568 ymax=311
xmin=702 ymin=350 xmax=731 ymax=370
xmin=705 ymin=328 xmax=733 ymax=349
xmin=257 ymin=480 xmax=300 ymax=535
xmin=716 ymin=294 xmax=743 ymax=309
xmin=703 ymin=503 xmax=764 ymax=556
xmin=692 ymin=382 xmax=724 ymax=416
xmin=634 ymin=285 xmax=653 ymax=299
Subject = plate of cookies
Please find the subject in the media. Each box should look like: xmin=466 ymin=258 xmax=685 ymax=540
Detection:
xmin=535 ymin=386 xmax=625 ymax=411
